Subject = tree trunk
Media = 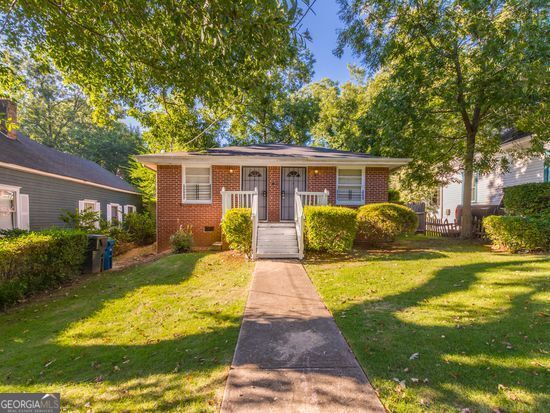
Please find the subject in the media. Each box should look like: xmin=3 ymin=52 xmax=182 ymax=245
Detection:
xmin=460 ymin=131 xmax=476 ymax=238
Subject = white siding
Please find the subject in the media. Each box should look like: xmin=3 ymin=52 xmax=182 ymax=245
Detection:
xmin=438 ymin=151 xmax=545 ymax=222
xmin=440 ymin=179 xmax=462 ymax=222
xmin=476 ymin=171 xmax=504 ymax=205
xmin=502 ymin=154 xmax=545 ymax=187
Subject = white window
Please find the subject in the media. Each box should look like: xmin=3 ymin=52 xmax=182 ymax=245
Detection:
xmin=107 ymin=203 xmax=123 ymax=223
xmin=183 ymin=166 xmax=212 ymax=203
xmin=0 ymin=185 xmax=19 ymax=230
xmin=124 ymin=204 xmax=137 ymax=215
xmin=336 ymin=168 xmax=364 ymax=205
xmin=78 ymin=199 xmax=100 ymax=228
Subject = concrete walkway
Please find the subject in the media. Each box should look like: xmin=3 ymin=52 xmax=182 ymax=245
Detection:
xmin=221 ymin=260 xmax=385 ymax=413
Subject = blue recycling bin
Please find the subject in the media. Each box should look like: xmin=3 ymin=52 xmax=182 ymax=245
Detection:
xmin=103 ymin=238 xmax=116 ymax=270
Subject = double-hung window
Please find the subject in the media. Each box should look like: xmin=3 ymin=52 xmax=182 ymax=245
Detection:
xmin=107 ymin=203 xmax=123 ymax=224
xmin=336 ymin=168 xmax=364 ymax=205
xmin=183 ymin=166 xmax=212 ymax=203
xmin=0 ymin=186 xmax=18 ymax=230
xmin=78 ymin=199 xmax=100 ymax=228
xmin=124 ymin=205 xmax=137 ymax=215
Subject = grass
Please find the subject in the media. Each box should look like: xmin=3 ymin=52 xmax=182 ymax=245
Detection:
xmin=304 ymin=236 xmax=550 ymax=413
xmin=0 ymin=252 xmax=253 ymax=412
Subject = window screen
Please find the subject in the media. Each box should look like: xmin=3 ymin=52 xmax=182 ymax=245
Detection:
xmin=184 ymin=167 xmax=212 ymax=202
xmin=337 ymin=169 xmax=364 ymax=204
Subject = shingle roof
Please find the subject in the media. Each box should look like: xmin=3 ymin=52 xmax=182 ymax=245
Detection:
xmin=159 ymin=144 xmax=377 ymax=159
xmin=500 ymin=129 xmax=531 ymax=144
xmin=0 ymin=132 xmax=138 ymax=193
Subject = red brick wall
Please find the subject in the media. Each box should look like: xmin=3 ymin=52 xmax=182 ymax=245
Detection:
xmin=267 ymin=166 xmax=281 ymax=222
xmin=365 ymin=167 xmax=389 ymax=203
xmin=307 ymin=166 xmax=337 ymax=205
xmin=156 ymin=165 xmax=240 ymax=251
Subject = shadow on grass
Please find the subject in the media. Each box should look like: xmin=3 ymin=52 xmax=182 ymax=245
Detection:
xmin=327 ymin=258 xmax=550 ymax=412
xmin=0 ymin=252 xmax=245 ymax=411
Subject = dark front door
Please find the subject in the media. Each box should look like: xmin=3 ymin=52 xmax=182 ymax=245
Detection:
xmin=281 ymin=167 xmax=306 ymax=221
xmin=242 ymin=166 xmax=267 ymax=221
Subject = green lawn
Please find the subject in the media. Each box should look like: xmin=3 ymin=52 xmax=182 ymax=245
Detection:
xmin=0 ymin=252 xmax=253 ymax=412
xmin=305 ymin=236 xmax=549 ymax=413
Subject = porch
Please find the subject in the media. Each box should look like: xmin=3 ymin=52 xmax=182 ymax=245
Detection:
xmin=221 ymin=187 xmax=329 ymax=259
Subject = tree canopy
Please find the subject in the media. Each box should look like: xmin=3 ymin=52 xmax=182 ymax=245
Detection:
xmin=1 ymin=0 xmax=311 ymax=118
xmin=14 ymin=58 xmax=143 ymax=175
xmin=336 ymin=0 xmax=549 ymax=236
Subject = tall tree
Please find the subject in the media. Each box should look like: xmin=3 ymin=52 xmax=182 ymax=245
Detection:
xmin=226 ymin=47 xmax=318 ymax=144
xmin=337 ymin=0 xmax=548 ymax=236
xmin=1 ymin=1 xmax=312 ymax=119
xmin=15 ymin=58 xmax=143 ymax=175
xmin=307 ymin=67 xmax=388 ymax=153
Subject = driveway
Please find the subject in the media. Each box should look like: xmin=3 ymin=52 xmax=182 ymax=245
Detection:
xmin=221 ymin=260 xmax=386 ymax=412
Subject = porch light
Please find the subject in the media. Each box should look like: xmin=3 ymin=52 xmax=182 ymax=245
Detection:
xmin=229 ymin=168 xmax=234 ymax=174
xmin=314 ymin=169 xmax=319 ymax=175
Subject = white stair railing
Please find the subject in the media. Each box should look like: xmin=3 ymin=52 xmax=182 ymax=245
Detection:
xmin=251 ymin=188 xmax=259 ymax=259
xmin=221 ymin=187 xmax=257 ymax=217
xmin=296 ymin=189 xmax=329 ymax=206
xmin=294 ymin=188 xmax=305 ymax=259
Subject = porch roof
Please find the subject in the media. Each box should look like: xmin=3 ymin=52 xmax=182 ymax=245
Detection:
xmin=136 ymin=144 xmax=411 ymax=171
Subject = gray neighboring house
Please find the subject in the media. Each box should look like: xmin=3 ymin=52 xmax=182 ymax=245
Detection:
xmin=0 ymin=99 xmax=141 ymax=231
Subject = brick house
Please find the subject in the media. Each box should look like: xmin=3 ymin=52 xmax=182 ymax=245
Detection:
xmin=137 ymin=144 xmax=409 ymax=256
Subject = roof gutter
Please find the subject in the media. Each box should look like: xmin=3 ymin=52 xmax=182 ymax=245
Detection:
xmin=135 ymin=154 xmax=412 ymax=171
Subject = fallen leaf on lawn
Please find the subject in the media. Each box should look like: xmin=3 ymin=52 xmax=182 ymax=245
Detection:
xmin=409 ymin=352 xmax=419 ymax=360
xmin=44 ymin=359 xmax=56 ymax=368
xmin=411 ymin=377 xmax=419 ymax=383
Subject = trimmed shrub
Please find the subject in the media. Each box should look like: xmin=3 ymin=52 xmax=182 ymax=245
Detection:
xmin=484 ymin=215 xmax=550 ymax=253
xmin=503 ymin=182 xmax=550 ymax=217
xmin=221 ymin=208 xmax=252 ymax=257
xmin=123 ymin=212 xmax=156 ymax=245
xmin=0 ymin=229 xmax=88 ymax=309
xmin=304 ymin=206 xmax=357 ymax=253
xmin=357 ymin=203 xmax=418 ymax=244
xmin=169 ymin=226 xmax=193 ymax=253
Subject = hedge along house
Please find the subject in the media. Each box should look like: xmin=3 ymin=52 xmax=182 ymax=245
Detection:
xmin=138 ymin=144 xmax=410 ymax=258
xmin=0 ymin=99 xmax=141 ymax=231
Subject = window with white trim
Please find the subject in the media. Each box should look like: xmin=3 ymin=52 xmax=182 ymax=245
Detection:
xmin=0 ymin=185 xmax=18 ymax=230
xmin=336 ymin=168 xmax=364 ymax=205
xmin=183 ymin=166 xmax=212 ymax=203
xmin=124 ymin=204 xmax=137 ymax=215
xmin=78 ymin=199 xmax=100 ymax=228
xmin=107 ymin=203 xmax=123 ymax=224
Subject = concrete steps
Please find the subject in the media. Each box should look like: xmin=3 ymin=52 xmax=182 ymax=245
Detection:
xmin=255 ymin=222 xmax=301 ymax=259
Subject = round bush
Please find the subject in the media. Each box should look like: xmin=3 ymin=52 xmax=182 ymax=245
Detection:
xmin=221 ymin=208 xmax=252 ymax=257
xmin=304 ymin=206 xmax=357 ymax=253
xmin=484 ymin=215 xmax=550 ymax=253
xmin=357 ymin=203 xmax=418 ymax=244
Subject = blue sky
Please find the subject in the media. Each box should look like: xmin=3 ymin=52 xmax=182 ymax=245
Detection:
xmin=301 ymin=0 xmax=359 ymax=83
